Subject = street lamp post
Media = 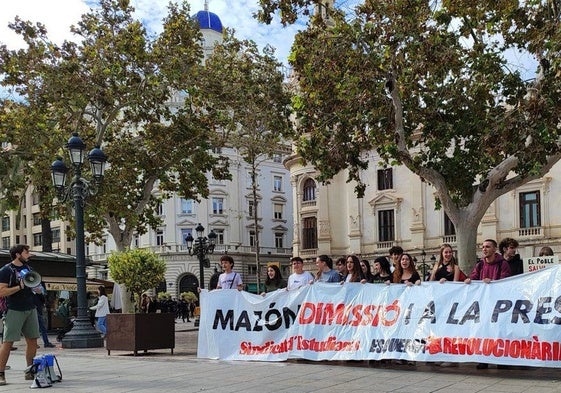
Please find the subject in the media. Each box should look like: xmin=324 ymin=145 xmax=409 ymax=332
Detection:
xmin=185 ymin=223 xmax=216 ymax=327
xmin=50 ymin=132 xmax=107 ymax=348
xmin=185 ymin=223 xmax=217 ymax=290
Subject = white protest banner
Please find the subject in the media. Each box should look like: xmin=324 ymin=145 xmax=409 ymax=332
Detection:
xmin=198 ymin=266 xmax=561 ymax=367
xmin=523 ymin=255 xmax=559 ymax=273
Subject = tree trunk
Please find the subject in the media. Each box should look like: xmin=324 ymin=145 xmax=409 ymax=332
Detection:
xmin=251 ymin=164 xmax=261 ymax=293
xmin=454 ymin=217 xmax=479 ymax=275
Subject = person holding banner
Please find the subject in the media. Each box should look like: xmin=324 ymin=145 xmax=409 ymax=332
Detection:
xmin=392 ymin=254 xmax=421 ymax=285
xmin=313 ymin=255 xmax=341 ymax=283
xmin=466 ymin=239 xmax=511 ymax=285
xmin=335 ymin=257 xmax=347 ymax=281
xmin=344 ymin=255 xmax=367 ymax=283
xmin=261 ymin=265 xmax=287 ymax=295
xmin=429 ymin=244 xmax=461 ymax=283
xmin=371 ymin=256 xmax=392 ymax=284
xmin=216 ymin=255 xmax=244 ymax=290
xmin=287 ymin=257 xmax=314 ymax=290
xmin=499 ymin=237 xmax=523 ymax=276
xmin=465 ymin=239 xmax=511 ymax=370
xmin=388 ymin=246 xmax=403 ymax=273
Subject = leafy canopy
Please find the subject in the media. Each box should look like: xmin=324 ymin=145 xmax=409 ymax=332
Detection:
xmin=0 ymin=0 xmax=230 ymax=249
xmin=258 ymin=0 xmax=561 ymax=205
xmin=108 ymin=248 xmax=166 ymax=310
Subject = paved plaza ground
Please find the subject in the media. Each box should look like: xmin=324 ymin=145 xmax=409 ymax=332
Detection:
xmin=1 ymin=322 xmax=561 ymax=392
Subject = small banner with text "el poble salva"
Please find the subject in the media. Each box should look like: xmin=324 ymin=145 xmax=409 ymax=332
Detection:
xmin=198 ymin=265 xmax=561 ymax=367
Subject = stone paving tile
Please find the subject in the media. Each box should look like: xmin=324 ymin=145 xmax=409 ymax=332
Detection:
xmin=2 ymin=331 xmax=561 ymax=392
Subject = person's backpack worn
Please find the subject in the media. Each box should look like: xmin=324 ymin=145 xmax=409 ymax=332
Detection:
xmin=0 ymin=263 xmax=18 ymax=314
xmin=0 ymin=297 xmax=7 ymax=315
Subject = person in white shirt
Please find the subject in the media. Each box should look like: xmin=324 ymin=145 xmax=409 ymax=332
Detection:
xmin=89 ymin=285 xmax=110 ymax=338
xmin=287 ymin=257 xmax=314 ymax=290
xmin=216 ymin=255 xmax=244 ymax=290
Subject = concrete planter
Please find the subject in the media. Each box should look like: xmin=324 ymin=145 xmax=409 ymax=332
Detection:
xmin=106 ymin=313 xmax=175 ymax=356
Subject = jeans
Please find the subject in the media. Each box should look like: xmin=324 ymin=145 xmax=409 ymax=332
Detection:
xmin=96 ymin=316 xmax=107 ymax=335
xmin=37 ymin=311 xmax=50 ymax=345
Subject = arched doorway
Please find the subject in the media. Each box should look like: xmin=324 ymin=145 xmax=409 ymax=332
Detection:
xmin=179 ymin=273 xmax=199 ymax=296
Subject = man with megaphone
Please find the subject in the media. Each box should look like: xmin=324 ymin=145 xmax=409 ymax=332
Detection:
xmin=0 ymin=244 xmax=42 ymax=386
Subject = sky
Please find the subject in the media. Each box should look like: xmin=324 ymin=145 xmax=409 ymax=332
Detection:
xmin=0 ymin=0 xmax=305 ymax=67
xmin=0 ymin=0 xmax=536 ymax=87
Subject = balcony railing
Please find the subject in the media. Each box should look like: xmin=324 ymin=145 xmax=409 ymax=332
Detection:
xmin=87 ymin=244 xmax=293 ymax=264
xmin=518 ymin=226 xmax=542 ymax=238
xmin=376 ymin=241 xmax=394 ymax=250
xmin=442 ymin=235 xmax=457 ymax=244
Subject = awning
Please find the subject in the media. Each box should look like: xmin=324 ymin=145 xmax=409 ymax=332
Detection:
xmin=43 ymin=276 xmax=111 ymax=293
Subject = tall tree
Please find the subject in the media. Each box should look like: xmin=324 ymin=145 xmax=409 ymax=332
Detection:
xmin=257 ymin=0 xmax=561 ymax=269
xmin=200 ymin=32 xmax=292 ymax=290
xmin=0 ymin=0 xmax=229 ymax=252
xmin=0 ymin=101 xmax=63 ymax=251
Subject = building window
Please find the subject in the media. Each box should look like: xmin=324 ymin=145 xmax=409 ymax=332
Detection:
xmin=248 ymin=264 xmax=257 ymax=275
xmin=378 ymin=209 xmax=395 ymax=242
xmin=377 ymin=168 xmax=393 ymax=190
xmin=156 ymin=202 xmax=164 ymax=216
xmin=32 ymin=192 xmax=40 ymax=205
xmin=303 ymin=179 xmax=316 ymax=201
xmin=32 ymin=213 xmax=41 ymax=226
xmin=52 ymin=227 xmax=61 ymax=243
xmin=302 ymin=217 xmax=317 ymax=249
xmin=101 ymin=239 xmax=107 ymax=254
xmin=519 ymin=191 xmax=541 ymax=228
xmin=249 ymin=230 xmax=256 ymax=247
xmin=156 ymin=229 xmax=164 ymax=246
xmin=2 ymin=237 xmax=9 ymax=249
xmin=273 ymin=175 xmax=283 ymax=192
xmin=33 ymin=233 xmax=42 ymax=247
xmin=444 ymin=213 xmax=455 ymax=236
xmin=248 ymin=200 xmax=255 ymax=218
xmin=133 ymin=233 xmax=140 ymax=248
xmin=274 ymin=204 xmax=283 ymax=220
xmin=275 ymin=232 xmax=284 ymax=248
xmin=273 ymin=153 xmax=282 ymax=163
xmin=212 ymin=197 xmax=224 ymax=214
xmin=211 ymin=147 xmax=222 ymax=154
xmin=1 ymin=217 xmax=9 ymax=232
xmin=180 ymin=199 xmax=193 ymax=214
xmin=213 ymin=229 xmax=225 ymax=245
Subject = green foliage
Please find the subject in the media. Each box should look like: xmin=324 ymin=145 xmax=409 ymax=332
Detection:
xmin=257 ymin=0 xmax=561 ymax=204
xmin=108 ymin=248 xmax=166 ymax=312
xmin=257 ymin=0 xmax=561 ymax=266
xmin=157 ymin=292 xmax=173 ymax=301
xmin=180 ymin=291 xmax=197 ymax=302
xmin=0 ymin=0 xmax=231 ymax=250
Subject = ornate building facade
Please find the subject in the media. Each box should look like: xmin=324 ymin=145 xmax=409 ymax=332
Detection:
xmin=286 ymin=149 xmax=560 ymax=271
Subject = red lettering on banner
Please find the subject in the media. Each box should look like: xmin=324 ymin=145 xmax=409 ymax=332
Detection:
xmin=239 ymin=336 xmax=360 ymax=355
xmin=427 ymin=336 xmax=561 ymax=362
xmin=298 ymin=300 xmax=401 ymax=327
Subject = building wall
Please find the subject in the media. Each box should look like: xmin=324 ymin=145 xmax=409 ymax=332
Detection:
xmin=286 ymin=150 xmax=561 ymax=270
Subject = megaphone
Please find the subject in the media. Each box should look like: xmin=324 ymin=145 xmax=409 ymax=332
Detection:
xmin=21 ymin=270 xmax=42 ymax=288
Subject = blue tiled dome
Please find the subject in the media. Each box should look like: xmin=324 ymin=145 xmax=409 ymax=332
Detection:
xmin=194 ymin=10 xmax=223 ymax=33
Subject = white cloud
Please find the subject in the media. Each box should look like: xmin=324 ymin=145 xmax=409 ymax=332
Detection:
xmin=0 ymin=0 xmax=302 ymax=67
